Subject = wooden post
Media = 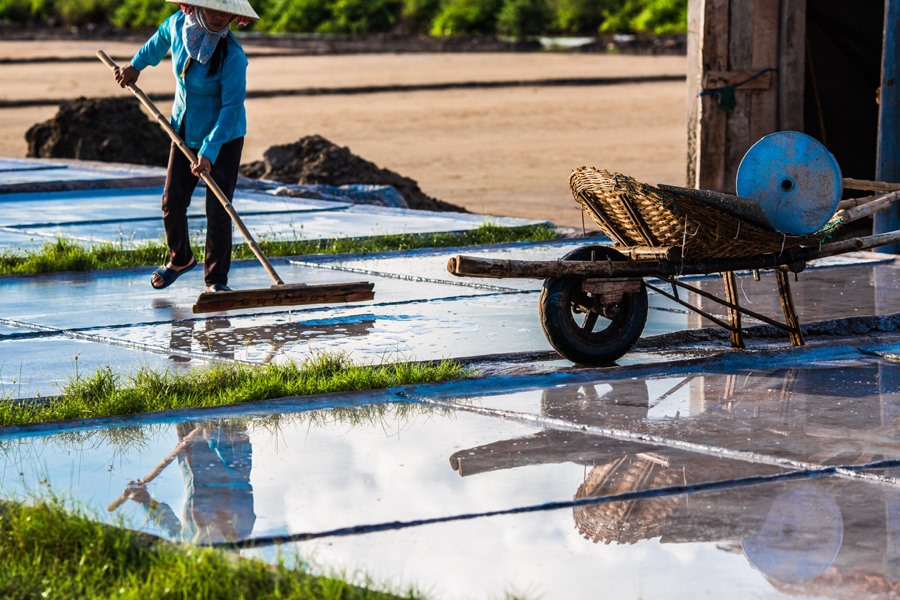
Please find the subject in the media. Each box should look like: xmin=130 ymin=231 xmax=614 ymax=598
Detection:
xmin=687 ymin=0 xmax=805 ymax=192
xmin=876 ymin=0 xmax=900 ymax=253
xmin=775 ymin=268 xmax=804 ymax=346
xmin=721 ymin=271 xmax=745 ymax=348
xmin=778 ymin=0 xmax=806 ymax=131
xmin=687 ymin=0 xmax=730 ymax=191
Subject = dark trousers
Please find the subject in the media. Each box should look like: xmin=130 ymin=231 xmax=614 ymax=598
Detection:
xmin=162 ymin=136 xmax=243 ymax=287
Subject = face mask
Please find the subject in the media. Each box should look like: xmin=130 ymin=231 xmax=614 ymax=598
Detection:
xmin=182 ymin=8 xmax=229 ymax=65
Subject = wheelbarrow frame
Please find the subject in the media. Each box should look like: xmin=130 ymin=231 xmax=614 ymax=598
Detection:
xmin=447 ymin=229 xmax=900 ymax=366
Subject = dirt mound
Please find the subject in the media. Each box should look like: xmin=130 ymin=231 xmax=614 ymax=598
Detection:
xmin=26 ymin=97 xmax=170 ymax=166
xmin=240 ymin=135 xmax=465 ymax=212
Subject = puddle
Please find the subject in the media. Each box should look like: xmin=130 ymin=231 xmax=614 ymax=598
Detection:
xmin=453 ymin=352 xmax=900 ymax=471
xmin=2 ymin=346 xmax=900 ymax=598
xmin=0 ymin=184 xmax=537 ymax=248
xmin=0 ymin=336 xmax=189 ymax=399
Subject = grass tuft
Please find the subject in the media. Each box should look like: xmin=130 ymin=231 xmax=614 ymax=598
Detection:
xmin=0 ymin=497 xmax=419 ymax=599
xmin=0 ymin=223 xmax=556 ymax=277
xmin=0 ymin=352 xmax=468 ymax=427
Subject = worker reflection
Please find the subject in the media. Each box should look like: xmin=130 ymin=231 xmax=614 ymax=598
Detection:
xmin=124 ymin=421 xmax=255 ymax=544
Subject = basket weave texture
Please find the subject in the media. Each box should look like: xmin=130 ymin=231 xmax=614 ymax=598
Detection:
xmin=569 ymin=166 xmax=838 ymax=259
xmin=573 ymin=455 xmax=683 ymax=545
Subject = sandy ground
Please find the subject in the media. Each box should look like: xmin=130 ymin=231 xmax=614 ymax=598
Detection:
xmin=0 ymin=40 xmax=688 ymax=227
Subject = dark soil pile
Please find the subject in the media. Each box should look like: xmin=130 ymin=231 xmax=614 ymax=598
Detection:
xmin=240 ymin=134 xmax=465 ymax=212
xmin=26 ymin=97 xmax=170 ymax=166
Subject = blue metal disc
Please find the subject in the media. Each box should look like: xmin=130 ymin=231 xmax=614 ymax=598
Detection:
xmin=741 ymin=484 xmax=843 ymax=583
xmin=736 ymin=131 xmax=842 ymax=235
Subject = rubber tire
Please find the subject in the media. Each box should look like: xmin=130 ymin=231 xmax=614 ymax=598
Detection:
xmin=539 ymin=245 xmax=648 ymax=366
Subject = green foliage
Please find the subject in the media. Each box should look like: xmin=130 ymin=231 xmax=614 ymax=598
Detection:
xmin=0 ymin=223 xmax=556 ymax=276
xmin=599 ymin=0 xmax=687 ymax=35
xmin=0 ymin=0 xmax=31 ymax=23
xmin=430 ymin=0 xmax=503 ymax=36
xmin=0 ymin=352 xmax=468 ymax=426
xmin=398 ymin=0 xmax=442 ymax=34
xmin=0 ymin=497 xmax=419 ymax=599
xmin=321 ymin=0 xmax=403 ymax=33
xmin=496 ymin=0 xmax=552 ymax=38
xmin=0 ymin=0 xmax=688 ymax=35
xmin=53 ymin=0 xmax=115 ymax=25
xmin=109 ymin=0 xmax=175 ymax=29
xmin=0 ymin=0 xmax=51 ymax=24
xmin=257 ymin=0 xmax=332 ymax=32
xmin=550 ymin=0 xmax=609 ymax=34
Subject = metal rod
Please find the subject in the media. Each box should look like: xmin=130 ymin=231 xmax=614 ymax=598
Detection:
xmin=650 ymin=275 xmax=797 ymax=332
xmin=96 ymin=50 xmax=284 ymax=286
xmin=643 ymin=280 xmax=735 ymax=331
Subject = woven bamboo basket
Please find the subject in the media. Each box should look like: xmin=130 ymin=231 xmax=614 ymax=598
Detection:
xmin=573 ymin=454 xmax=684 ymax=545
xmin=569 ymin=166 xmax=841 ymax=259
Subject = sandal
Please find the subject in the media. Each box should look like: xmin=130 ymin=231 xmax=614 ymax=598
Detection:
xmin=151 ymin=258 xmax=197 ymax=290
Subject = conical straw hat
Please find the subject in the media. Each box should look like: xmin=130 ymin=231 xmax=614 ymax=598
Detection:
xmin=167 ymin=0 xmax=260 ymax=20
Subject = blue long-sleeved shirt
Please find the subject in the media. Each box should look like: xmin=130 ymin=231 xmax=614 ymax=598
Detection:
xmin=131 ymin=11 xmax=248 ymax=163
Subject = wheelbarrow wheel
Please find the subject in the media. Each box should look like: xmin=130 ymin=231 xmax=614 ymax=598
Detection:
xmin=539 ymin=246 xmax=648 ymax=366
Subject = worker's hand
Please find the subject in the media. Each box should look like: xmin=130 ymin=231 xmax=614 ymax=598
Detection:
xmin=124 ymin=481 xmax=150 ymax=503
xmin=115 ymin=65 xmax=140 ymax=88
xmin=191 ymin=156 xmax=212 ymax=177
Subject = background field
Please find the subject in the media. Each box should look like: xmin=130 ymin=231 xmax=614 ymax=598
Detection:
xmin=0 ymin=42 xmax=688 ymax=227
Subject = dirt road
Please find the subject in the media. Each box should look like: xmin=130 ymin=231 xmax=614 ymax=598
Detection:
xmin=0 ymin=41 xmax=688 ymax=227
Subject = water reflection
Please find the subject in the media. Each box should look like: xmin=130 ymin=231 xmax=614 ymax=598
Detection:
xmin=450 ymin=362 xmax=900 ymax=593
xmin=538 ymin=362 xmax=900 ymax=462
xmin=572 ymin=461 xmax=900 ymax=596
xmin=113 ymin=421 xmax=255 ymax=544
xmin=164 ymin=315 xmax=375 ymax=363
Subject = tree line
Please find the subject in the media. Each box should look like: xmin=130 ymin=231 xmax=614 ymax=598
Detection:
xmin=0 ymin=0 xmax=686 ymax=38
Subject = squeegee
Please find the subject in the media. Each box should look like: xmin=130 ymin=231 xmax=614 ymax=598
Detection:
xmin=97 ymin=50 xmax=374 ymax=314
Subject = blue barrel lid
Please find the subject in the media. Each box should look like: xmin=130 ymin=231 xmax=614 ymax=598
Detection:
xmin=736 ymin=131 xmax=842 ymax=235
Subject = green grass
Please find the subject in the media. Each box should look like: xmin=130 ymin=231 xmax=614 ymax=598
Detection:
xmin=0 ymin=496 xmax=420 ymax=599
xmin=0 ymin=352 xmax=468 ymax=427
xmin=0 ymin=223 xmax=557 ymax=277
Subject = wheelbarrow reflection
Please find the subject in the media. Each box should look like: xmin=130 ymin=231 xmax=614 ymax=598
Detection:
xmin=449 ymin=363 xmax=900 ymax=589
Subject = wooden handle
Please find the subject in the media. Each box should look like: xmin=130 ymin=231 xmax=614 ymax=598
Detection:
xmin=842 ymin=177 xmax=900 ymax=192
xmin=96 ymin=50 xmax=285 ymax=286
xmin=834 ymin=190 xmax=900 ymax=224
xmin=106 ymin=426 xmax=204 ymax=512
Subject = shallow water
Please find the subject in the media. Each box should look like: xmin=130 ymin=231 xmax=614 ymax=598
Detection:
xmin=2 ymin=346 xmax=899 ymax=599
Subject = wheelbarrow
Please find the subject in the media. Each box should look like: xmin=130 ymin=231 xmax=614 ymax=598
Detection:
xmin=447 ymin=156 xmax=900 ymax=366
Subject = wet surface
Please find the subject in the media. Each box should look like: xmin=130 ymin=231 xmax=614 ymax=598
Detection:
xmin=3 ymin=157 xmax=900 ymax=597
xmin=2 ymin=345 xmax=899 ymax=599
xmin=1 ymin=185 xmax=531 ymax=247
xmin=1 ymin=244 xmax=897 ymax=400
xmin=0 ymin=158 xmax=165 ymax=187
xmin=0 ymin=336 xmax=186 ymax=399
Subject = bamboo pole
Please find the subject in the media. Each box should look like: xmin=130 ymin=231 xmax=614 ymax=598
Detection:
xmin=106 ymin=426 xmax=204 ymax=512
xmin=448 ymin=229 xmax=900 ymax=280
xmin=776 ymin=267 xmax=804 ymax=346
xmin=621 ymin=246 xmax=683 ymax=261
xmin=842 ymin=177 xmax=900 ymax=192
xmin=833 ymin=190 xmax=900 ymax=224
xmin=722 ymin=271 xmax=745 ymax=348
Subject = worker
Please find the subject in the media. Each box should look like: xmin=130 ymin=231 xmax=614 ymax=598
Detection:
xmin=124 ymin=421 xmax=256 ymax=544
xmin=113 ymin=0 xmax=259 ymax=293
